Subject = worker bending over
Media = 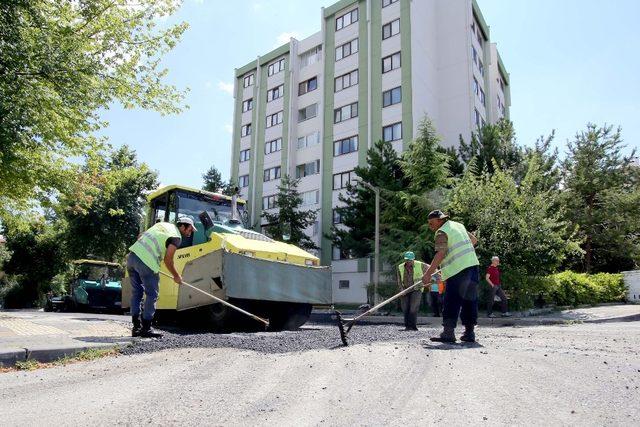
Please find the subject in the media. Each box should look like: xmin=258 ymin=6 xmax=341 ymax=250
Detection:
xmin=396 ymin=251 xmax=427 ymax=331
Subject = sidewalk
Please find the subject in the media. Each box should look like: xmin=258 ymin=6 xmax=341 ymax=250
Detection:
xmin=0 ymin=310 xmax=132 ymax=366
xmin=315 ymin=304 xmax=640 ymax=327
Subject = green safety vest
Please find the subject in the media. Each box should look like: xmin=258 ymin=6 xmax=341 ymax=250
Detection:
xmin=398 ymin=261 xmax=426 ymax=292
xmin=129 ymin=222 xmax=181 ymax=273
xmin=437 ymin=220 xmax=479 ymax=281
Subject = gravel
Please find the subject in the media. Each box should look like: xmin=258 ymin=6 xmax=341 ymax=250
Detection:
xmin=120 ymin=322 xmax=444 ymax=355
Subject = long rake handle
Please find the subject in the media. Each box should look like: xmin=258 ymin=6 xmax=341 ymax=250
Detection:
xmin=159 ymin=271 xmax=269 ymax=326
xmin=347 ymin=269 xmax=442 ymax=326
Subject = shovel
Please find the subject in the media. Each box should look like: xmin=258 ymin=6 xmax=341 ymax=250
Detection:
xmin=159 ymin=271 xmax=270 ymax=329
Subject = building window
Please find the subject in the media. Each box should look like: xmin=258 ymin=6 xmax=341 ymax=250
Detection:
xmin=334 ymin=102 xmax=358 ymax=124
xmin=241 ymin=123 xmax=251 ymax=137
xmin=480 ymin=88 xmax=485 ymax=107
xmin=333 ymin=135 xmax=358 ymax=156
xmin=471 ymin=46 xmax=477 ymax=65
xmin=333 ymin=170 xmax=355 ymax=190
xmin=338 ymin=280 xmax=350 ymax=289
xmin=296 ymin=160 xmax=320 ymax=179
xmin=243 ymin=74 xmax=254 ymax=88
xmin=473 ymin=77 xmax=479 ymax=96
xmin=335 ymin=69 xmax=359 ymax=92
xmin=297 ymin=131 xmax=320 ymax=149
xmin=267 ymin=84 xmax=284 ymax=102
xmin=267 ymin=58 xmax=286 ymax=76
xmin=382 ymin=52 xmax=401 ymax=73
xmin=382 ymin=0 xmax=399 ymax=7
xmin=336 ymin=8 xmax=358 ymax=31
xmin=262 ymin=195 xmax=277 ymax=210
xmin=298 ymin=103 xmax=318 ymax=122
xmin=265 ymin=138 xmax=282 ymax=155
xmin=299 ymin=45 xmax=322 ymax=70
xmin=312 ymin=221 xmax=319 ymax=236
xmin=383 ymin=122 xmax=402 ymax=142
xmin=476 ymin=26 xmax=484 ymax=47
xmin=266 ymin=111 xmax=283 ymax=128
xmin=333 ymin=209 xmax=343 ymax=224
xmin=263 ymin=166 xmax=281 ymax=182
xmin=382 ymin=86 xmax=402 ymax=107
xmin=478 ymin=59 xmax=485 ymax=76
xmin=382 ymin=18 xmax=400 ymax=40
xmin=332 ymin=246 xmax=353 ymax=260
xmin=242 ymin=98 xmax=253 ymax=113
xmin=474 ymin=108 xmax=481 ymax=128
xmin=239 ymin=175 xmax=249 ymax=188
xmin=298 ymin=76 xmax=318 ymax=96
xmin=336 ymin=38 xmax=358 ymax=62
xmin=239 ymin=149 xmax=250 ymax=163
xmin=300 ymin=190 xmax=320 ymax=206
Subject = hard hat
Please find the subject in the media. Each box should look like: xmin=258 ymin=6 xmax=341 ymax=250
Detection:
xmin=403 ymin=251 xmax=415 ymax=260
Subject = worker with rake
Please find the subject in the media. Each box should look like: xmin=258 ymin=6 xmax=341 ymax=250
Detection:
xmin=421 ymin=210 xmax=480 ymax=343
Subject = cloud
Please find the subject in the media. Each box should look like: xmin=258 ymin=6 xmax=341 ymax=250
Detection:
xmin=224 ymin=124 xmax=233 ymax=134
xmin=275 ymin=31 xmax=301 ymax=47
xmin=217 ymin=81 xmax=234 ymax=95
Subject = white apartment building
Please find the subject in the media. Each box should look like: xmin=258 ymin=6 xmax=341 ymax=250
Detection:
xmin=230 ymin=0 xmax=511 ymax=304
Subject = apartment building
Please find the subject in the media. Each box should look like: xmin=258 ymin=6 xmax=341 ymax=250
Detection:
xmin=230 ymin=0 xmax=511 ymax=303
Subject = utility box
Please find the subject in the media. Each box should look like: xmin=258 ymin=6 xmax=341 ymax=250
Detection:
xmin=623 ymin=270 xmax=640 ymax=303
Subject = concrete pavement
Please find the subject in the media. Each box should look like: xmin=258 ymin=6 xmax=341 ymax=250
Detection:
xmin=0 ymin=310 xmax=132 ymax=366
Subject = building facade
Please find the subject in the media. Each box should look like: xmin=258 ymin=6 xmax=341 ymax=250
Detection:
xmin=230 ymin=0 xmax=511 ymax=303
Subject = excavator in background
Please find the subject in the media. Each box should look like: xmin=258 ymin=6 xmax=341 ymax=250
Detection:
xmin=121 ymin=185 xmax=332 ymax=331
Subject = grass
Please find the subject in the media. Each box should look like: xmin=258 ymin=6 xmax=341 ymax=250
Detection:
xmin=2 ymin=347 xmax=121 ymax=373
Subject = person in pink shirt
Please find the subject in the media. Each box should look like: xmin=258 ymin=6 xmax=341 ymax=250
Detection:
xmin=486 ymin=256 xmax=511 ymax=318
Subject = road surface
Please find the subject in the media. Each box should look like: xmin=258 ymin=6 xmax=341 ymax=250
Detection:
xmin=1 ymin=321 xmax=638 ymax=426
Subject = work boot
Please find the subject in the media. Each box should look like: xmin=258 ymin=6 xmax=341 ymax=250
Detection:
xmin=460 ymin=325 xmax=476 ymax=342
xmin=430 ymin=326 xmax=456 ymax=343
xmin=131 ymin=315 xmax=142 ymax=337
xmin=140 ymin=319 xmax=162 ymax=338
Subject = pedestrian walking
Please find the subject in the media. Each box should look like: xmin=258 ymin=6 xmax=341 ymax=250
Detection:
xmin=429 ymin=271 xmax=443 ymax=317
xmin=126 ymin=217 xmax=196 ymax=337
xmin=486 ymin=256 xmax=511 ymax=318
xmin=396 ymin=251 xmax=427 ymax=331
xmin=422 ymin=210 xmax=480 ymax=343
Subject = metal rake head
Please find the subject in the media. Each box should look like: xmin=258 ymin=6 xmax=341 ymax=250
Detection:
xmin=335 ymin=310 xmax=349 ymax=347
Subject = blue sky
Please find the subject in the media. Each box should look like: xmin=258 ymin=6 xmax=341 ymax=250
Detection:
xmin=99 ymin=0 xmax=640 ymax=188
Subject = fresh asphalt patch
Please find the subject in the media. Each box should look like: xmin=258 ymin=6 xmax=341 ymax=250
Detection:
xmin=120 ymin=323 xmax=449 ymax=355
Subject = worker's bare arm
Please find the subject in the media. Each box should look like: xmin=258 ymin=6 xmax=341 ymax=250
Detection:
xmin=422 ymin=251 xmax=446 ymax=284
xmin=468 ymin=231 xmax=478 ymax=246
xmin=164 ymin=244 xmax=182 ymax=284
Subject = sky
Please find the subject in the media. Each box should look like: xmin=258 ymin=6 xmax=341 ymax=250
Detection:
xmin=99 ymin=0 xmax=640 ymax=188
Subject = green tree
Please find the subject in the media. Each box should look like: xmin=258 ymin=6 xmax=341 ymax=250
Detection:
xmin=59 ymin=145 xmax=158 ymax=262
xmin=0 ymin=0 xmax=188 ymax=217
xmin=1 ymin=217 xmax=68 ymax=308
xmin=561 ymin=124 xmax=639 ymax=272
xmin=458 ymin=119 xmax=523 ymax=176
xmin=261 ymin=175 xmax=318 ymax=251
xmin=330 ymin=140 xmax=406 ymax=259
xmin=202 ymin=166 xmax=225 ymax=193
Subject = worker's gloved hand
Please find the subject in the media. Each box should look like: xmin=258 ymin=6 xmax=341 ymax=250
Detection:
xmin=172 ymin=273 xmax=182 ymax=284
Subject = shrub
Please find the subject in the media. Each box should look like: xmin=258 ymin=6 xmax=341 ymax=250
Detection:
xmin=590 ymin=273 xmax=626 ymax=302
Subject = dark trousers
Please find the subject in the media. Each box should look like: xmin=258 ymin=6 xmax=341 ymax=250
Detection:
xmin=430 ymin=291 xmax=442 ymax=317
xmin=442 ymin=266 xmax=479 ymax=329
xmin=487 ymin=285 xmax=508 ymax=315
xmin=126 ymin=253 xmax=160 ymax=321
xmin=400 ymin=290 xmax=422 ymax=329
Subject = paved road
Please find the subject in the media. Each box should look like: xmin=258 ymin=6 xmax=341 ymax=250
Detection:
xmin=1 ymin=321 xmax=638 ymax=426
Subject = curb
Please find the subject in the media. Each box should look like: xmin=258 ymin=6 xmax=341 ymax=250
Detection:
xmin=311 ymin=313 xmax=569 ymax=327
xmin=0 ymin=341 xmax=132 ymax=367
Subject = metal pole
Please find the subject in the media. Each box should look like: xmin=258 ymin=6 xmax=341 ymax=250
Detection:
xmin=374 ymin=187 xmax=380 ymax=306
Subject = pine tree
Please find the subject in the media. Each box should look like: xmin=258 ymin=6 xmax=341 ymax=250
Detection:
xmin=261 ymin=175 xmax=318 ymax=251
xmin=202 ymin=166 xmax=224 ymax=193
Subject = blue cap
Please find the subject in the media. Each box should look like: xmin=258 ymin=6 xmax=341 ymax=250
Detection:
xmin=403 ymin=251 xmax=415 ymax=260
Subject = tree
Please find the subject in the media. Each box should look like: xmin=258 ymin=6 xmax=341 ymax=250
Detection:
xmin=202 ymin=166 xmax=224 ymax=193
xmin=261 ymin=175 xmax=318 ymax=251
xmin=1 ymin=217 xmax=68 ymax=308
xmin=561 ymin=124 xmax=639 ymax=272
xmin=0 ymin=0 xmax=187 ymax=217
xmin=458 ymin=119 xmax=523 ymax=176
xmin=448 ymin=157 xmax=581 ymax=277
xmin=59 ymin=145 xmax=158 ymax=262
xmin=330 ymin=139 xmax=406 ymax=259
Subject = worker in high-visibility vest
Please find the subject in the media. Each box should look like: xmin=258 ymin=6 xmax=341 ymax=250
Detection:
xmin=429 ymin=271 xmax=444 ymax=317
xmin=126 ymin=217 xmax=196 ymax=338
xmin=396 ymin=251 xmax=427 ymax=331
xmin=422 ymin=210 xmax=480 ymax=343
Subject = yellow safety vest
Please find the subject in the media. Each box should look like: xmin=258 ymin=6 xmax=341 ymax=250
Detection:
xmin=398 ymin=261 xmax=426 ymax=292
xmin=437 ymin=220 xmax=479 ymax=281
xmin=129 ymin=222 xmax=181 ymax=273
